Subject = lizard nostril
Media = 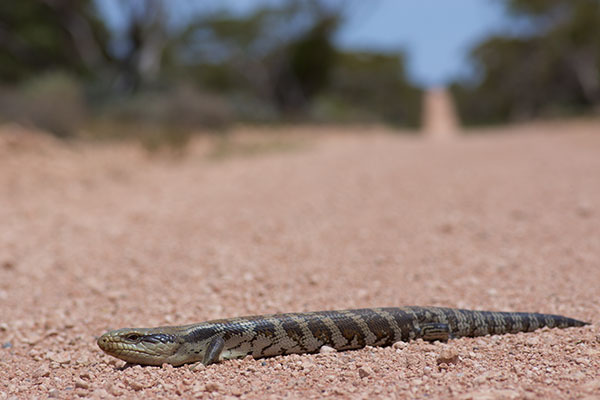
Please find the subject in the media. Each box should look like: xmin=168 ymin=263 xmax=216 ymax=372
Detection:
xmin=97 ymin=335 xmax=108 ymax=348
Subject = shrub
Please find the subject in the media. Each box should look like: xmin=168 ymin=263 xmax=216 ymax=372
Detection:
xmin=0 ymin=72 xmax=88 ymax=137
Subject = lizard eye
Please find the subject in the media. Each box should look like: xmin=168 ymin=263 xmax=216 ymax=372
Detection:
xmin=125 ymin=334 xmax=141 ymax=342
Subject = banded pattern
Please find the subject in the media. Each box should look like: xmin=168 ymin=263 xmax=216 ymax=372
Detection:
xmin=97 ymin=306 xmax=588 ymax=366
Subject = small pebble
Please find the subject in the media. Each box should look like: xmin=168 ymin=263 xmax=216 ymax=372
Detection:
xmin=392 ymin=341 xmax=408 ymax=349
xmin=79 ymin=372 xmax=91 ymax=380
xmin=106 ymin=383 xmax=123 ymax=396
xmin=574 ymin=357 xmax=589 ymax=366
xmin=437 ymin=348 xmax=459 ymax=365
xmin=192 ymin=382 xmax=205 ymax=394
xmin=126 ymin=379 xmax=145 ymax=391
xmin=358 ymin=366 xmax=373 ymax=378
xmin=319 ymin=345 xmax=337 ymax=353
xmin=189 ymin=361 xmax=205 ymax=371
xmin=74 ymin=378 xmax=89 ymax=389
xmin=33 ymin=365 xmax=50 ymax=378
xmin=205 ymin=382 xmax=222 ymax=392
xmin=2 ymin=259 xmax=15 ymax=270
xmin=47 ymin=351 xmax=71 ymax=364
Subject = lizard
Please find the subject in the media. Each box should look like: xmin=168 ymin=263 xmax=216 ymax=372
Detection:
xmin=97 ymin=306 xmax=588 ymax=367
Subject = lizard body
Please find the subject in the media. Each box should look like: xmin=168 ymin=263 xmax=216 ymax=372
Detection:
xmin=97 ymin=306 xmax=588 ymax=366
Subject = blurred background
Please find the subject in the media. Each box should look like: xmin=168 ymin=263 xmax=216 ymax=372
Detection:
xmin=0 ymin=0 xmax=599 ymax=146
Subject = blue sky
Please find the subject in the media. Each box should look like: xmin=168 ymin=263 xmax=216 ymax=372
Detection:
xmin=335 ymin=1 xmax=513 ymax=87
xmin=96 ymin=0 xmax=514 ymax=88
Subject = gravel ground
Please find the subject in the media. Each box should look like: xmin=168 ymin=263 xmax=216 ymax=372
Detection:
xmin=1 ymin=121 xmax=599 ymax=399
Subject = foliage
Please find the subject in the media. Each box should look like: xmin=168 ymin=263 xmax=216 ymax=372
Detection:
xmin=451 ymin=0 xmax=600 ymax=125
xmin=184 ymin=3 xmax=341 ymax=115
xmin=91 ymin=86 xmax=232 ymax=150
xmin=186 ymin=3 xmax=420 ymax=125
xmin=0 ymin=72 xmax=86 ymax=137
xmin=320 ymin=51 xmax=422 ymax=127
xmin=0 ymin=0 xmax=110 ymax=82
xmin=0 ymin=0 xmax=422 ymax=142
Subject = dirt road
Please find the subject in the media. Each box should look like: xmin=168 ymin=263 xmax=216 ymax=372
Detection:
xmin=1 ymin=121 xmax=599 ymax=398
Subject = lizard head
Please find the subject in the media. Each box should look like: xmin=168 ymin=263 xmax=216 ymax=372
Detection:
xmin=97 ymin=324 xmax=221 ymax=366
xmin=97 ymin=327 xmax=183 ymax=366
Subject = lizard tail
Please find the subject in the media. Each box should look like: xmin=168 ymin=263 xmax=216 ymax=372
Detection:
xmin=442 ymin=308 xmax=589 ymax=337
xmin=415 ymin=307 xmax=589 ymax=338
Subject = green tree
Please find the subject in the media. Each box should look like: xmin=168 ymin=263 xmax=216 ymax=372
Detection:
xmin=451 ymin=0 xmax=600 ymax=125
xmin=186 ymin=2 xmax=341 ymax=115
xmin=322 ymin=51 xmax=421 ymax=127
xmin=271 ymin=14 xmax=338 ymax=113
xmin=0 ymin=0 xmax=110 ymax=82
xmin=186 ymin=2 xmax=420 ymax=124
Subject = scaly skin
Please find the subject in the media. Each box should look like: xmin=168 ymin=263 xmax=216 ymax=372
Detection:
xmin=97 ymin=306 xmax=588 ymax=366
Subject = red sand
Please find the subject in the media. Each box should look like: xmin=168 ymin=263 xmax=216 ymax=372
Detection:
xmin=1 ymin=121 xmax=599 ymax=399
